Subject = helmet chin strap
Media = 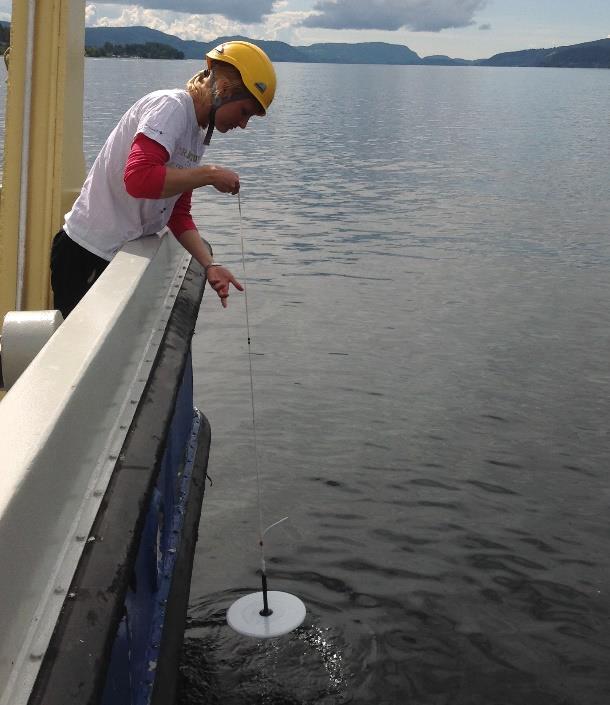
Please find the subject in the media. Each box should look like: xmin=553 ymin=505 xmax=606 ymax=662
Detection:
xmin=203 ymin=107 xmax=216 ymax=146
xmin=202 ymin=68 xmax=255 ymax=145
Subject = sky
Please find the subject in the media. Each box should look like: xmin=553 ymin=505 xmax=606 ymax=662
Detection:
xmin=2 ymin=0 xmax=610 ymax=60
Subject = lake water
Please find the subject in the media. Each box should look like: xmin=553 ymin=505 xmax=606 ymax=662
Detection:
xmin=9 ymin=58 xmax=610 ymax=704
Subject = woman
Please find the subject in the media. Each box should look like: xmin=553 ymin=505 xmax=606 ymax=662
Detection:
xmin=50 ymin=40 xmax=276 ymax=318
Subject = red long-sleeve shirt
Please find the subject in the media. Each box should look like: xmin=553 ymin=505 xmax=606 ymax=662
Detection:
xmin=123 ymin=133 xmax=196 ymax=237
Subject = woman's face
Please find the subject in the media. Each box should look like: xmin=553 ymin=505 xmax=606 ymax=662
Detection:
xmin=215 ymin=97 xmax=263 ymax=132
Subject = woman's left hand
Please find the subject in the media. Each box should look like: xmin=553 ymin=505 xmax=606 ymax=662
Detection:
xmin=206 ymin=264 xmax=244 ymax=308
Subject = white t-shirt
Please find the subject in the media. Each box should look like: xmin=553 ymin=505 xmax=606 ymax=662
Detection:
xmin=64 ymin=89 xmax=206 ymax=261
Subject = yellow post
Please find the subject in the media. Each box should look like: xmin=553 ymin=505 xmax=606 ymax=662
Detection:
xmin=0 ymin=0 xmax=85 ymax=320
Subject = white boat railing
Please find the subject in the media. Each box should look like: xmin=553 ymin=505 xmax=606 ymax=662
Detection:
xmin=0 ymin=231 xmax=191 ymax=705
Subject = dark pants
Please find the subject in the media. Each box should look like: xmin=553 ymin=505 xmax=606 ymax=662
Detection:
xmin=50 ymin=230 xmax=109 ymax=319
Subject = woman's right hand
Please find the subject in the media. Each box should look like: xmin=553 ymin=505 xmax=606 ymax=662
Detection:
xmin=206 ymin=264 xmax=244 ymax=308
xmin=162 ymin=164 xmax=241 ymax=198
xmin=208 ymin=166 xmax=240 ymax=195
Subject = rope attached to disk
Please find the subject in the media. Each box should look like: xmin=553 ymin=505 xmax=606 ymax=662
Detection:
xmin=226 ymin=192 xmax=306 ymax=639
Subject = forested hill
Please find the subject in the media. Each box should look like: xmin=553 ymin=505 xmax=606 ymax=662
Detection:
xmin=84 ymin=27 xmax=422 ymax=64
xmin=484 ymin=38 xmax=610 ymax=68
xmin=86 ymin=41 xmax=184 ymax=59
xmin=83 ymin=27 xmax=610 ymax=68
xmin=85 ymin=26 xmax=309 ymax=62
xmin=1 ymin=22 xmax=606 ymax=68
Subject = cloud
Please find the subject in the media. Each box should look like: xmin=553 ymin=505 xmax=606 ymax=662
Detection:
xmin=90 ymin=6 xmax=240 ymax=39
xmin=479 ymin=23 xmax=491 ymax=31
xmin=85 ymin=4 xmax=98 ymax=24
xmin=90 ymin=5 xmax=174 ymax=31
xmin=87 ymin=2 xmax=314 ymax=44
xmin=262 ymin=9 xmax=314 ymax=40
xmin=302 ymin=0 xmax=489 ymax=32
xmin=95 ymin=0 xmax=275 ymax=24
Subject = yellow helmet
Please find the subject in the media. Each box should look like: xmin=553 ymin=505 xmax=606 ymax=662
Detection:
xmin=206 ymin=41 xmax=276 ymax=114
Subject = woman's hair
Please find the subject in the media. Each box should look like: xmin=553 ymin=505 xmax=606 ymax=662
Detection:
xmin=186 ymin=61 xmax=247 ymax=106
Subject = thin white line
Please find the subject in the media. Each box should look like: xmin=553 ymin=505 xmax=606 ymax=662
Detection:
xmin=237 ymin=192 xmax=267 ymax=567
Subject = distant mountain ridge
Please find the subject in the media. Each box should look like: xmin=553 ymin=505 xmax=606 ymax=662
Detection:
xmin=84 ymin=27 xmax=424 ymax=64
xmin=0 ymin=21 xmax=607 ymax=67
xmin=78 ymin=25 xmax=609 ymax=68
xmin=483 ymin=38 xmax=610 ymax=68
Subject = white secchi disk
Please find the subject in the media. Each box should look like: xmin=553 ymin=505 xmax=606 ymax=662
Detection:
xmin=227 ymin=591 xmax=306 ymax=639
